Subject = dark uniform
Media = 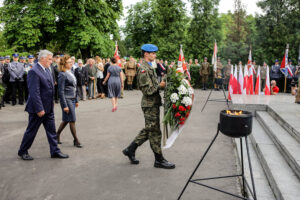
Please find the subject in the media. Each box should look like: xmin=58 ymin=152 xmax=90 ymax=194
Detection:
xmin=8 ymin=54 xmax=25 ymax=105
xmin=122 ymin=44 xmax=175 ymax=169
xmin=224 ymin=60 xmax=232 ymax=90
xmin=200 ymin=58 xmax=210 ymax=90
xmin=270 ymin=60 xmax=282 ymax=92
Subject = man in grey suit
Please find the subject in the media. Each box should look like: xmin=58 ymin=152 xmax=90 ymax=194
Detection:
xmin=8 ymin=53 xmax=25 ymax=105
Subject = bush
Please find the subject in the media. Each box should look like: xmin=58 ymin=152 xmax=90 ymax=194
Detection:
xmin=189 ymin=65 xmax=215 ymax=89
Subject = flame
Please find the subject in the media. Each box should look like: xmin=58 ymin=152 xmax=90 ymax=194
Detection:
xmin=226 ymin=110 xmax=243 ymax=116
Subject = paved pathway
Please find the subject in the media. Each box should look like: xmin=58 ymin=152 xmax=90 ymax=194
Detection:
xmin=0 ymin=90 xmax=239 ymax=200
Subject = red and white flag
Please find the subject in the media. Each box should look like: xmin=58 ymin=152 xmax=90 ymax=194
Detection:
xmin=212 ymin=41 xmax=218 ymax=72
xmin=248 ymin=66 xmax=254 ymax=95
xmin=243 ymin=65 xmax=248 ymax=94
xmin=114 ymin=41 xmax=122 ymax=67
xmin=178 ymin=45 xmax=191 ymax=80
xmin=228 ymin=65 xmax=234 ymax=100
xmin=247 ymin=49 xmax=256 ymax=75
xmin=255 ymin=66 xmax=261 ymax=95
xmin=233 ymin=65 xmax=238 ymax=94
xmin=238 ymin=64 xmax=244 ymax=94
xmin=265 ymin=66 xmax=271 ymax=95
xmin=280 ymin=44 xmax=293 ymax=77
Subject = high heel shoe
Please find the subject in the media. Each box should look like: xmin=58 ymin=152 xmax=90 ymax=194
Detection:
xmin=73 ymin=140 xmax=82 ymax=148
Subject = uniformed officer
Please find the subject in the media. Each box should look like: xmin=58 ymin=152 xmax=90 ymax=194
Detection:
xmin=200 ymin=57 xmax=210 ymax=90
xmin=20 ymin=56 xmax=26 ymax=64
xmin=125 ymin=56 xmax=137 ymax=90
xmin=214 ymin=57 xmax=223 ymax=90
xmin=224 ymin=59 xmax=232 ymax=90
xmin=0 ymin=57 xmax=5 ymax=107
xmin=260 ymin=62 xmax=268 ymax=90
xmin=295 ymin=59 xmax=300 ymax=103
xmin=270 ymin=59 xmax=282 ymax=92
xmin=122 ymin=44 xmax=175 ymax=169
xmin=252 ymin=61 xmax=258 ymax=87
xmin=286 ymin=59 xmax=295 ymax=93
xmin=3 ymin=56 xmax=12 ymax=104
xmin=24 ymin=55 xmax=35 ymax=101
xmin=8 ymin=53 xmax=25 ymax=105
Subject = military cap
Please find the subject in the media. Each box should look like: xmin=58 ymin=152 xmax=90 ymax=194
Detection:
xmin=12 ymin=53 xmax=19 ymax=57
xmin=0 ymin=57 xmax=4 ymax=60
xmin=20 ymin=56 xmax=26 ymax=60
xmin=228 ymin=59 xmax=231 ymax=61
xmin=141 ymin=44 xmax=158 ymax=52
xmin=60 ymin=54 xmax=64 ymax=57
xmin=275 ymin=59 xmax=279 ymax=62
xmin=204 ymin=57 xmax=207 ymax=59
xmin=5 ymin=56 xmax=10 ymax=59
xmin=28 ymin=55 xmax=34 ymax=59
xmin=288 ymin=59 xmax=292 ymax=62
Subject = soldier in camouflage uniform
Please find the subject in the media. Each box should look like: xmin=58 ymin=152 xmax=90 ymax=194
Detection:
xmin=200 ymin=57 xmax=210 ymax=90
xmin=122 ymin=44 xmax=175 ymax=169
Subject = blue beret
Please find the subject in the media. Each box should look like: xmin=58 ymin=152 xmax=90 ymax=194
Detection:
xmin=141 ymin=44 xmax=158 ymax=52
xmin=12 ymin=53 xmax=19 ymax=57
xmin=28 ymin=55 xmax=34 ymax=59
xmin=5 ymin=56 xmax=10 ymax=59
xmin=0 ymin=57 xmax=4 ymax=60
xmin=275 ymin=59 xmax=278 ymax=62
xmin=20 ymin=56 xmax=26 ymax=60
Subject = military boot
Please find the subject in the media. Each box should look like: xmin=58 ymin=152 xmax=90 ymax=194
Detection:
xmin=202 ymin=84 xmax=205 ymax=90
xmin=122 ymin=142 xmax=139 ymax=164
xmin=154 ymin=153 xmax=175 ymax=169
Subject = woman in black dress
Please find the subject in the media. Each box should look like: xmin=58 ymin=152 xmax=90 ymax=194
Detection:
xmin=56 ymin=55 xmax=82 ymax=148
xmin=103 ymin=57 xmax=123 ymax=112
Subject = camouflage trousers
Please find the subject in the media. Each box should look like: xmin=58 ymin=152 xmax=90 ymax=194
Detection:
xmin=134 ymin=106 xmax=162 ymax=154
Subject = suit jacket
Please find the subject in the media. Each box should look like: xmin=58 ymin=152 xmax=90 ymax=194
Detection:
xmin=25 ymin=63 xmax=54 ymax=114
xmin=58 ymin=71 xmax=78 ymax=109
xmin=74 ymin=66 xmax=88 ymax=86
xmin=156 ymin=63 xmax=166 ymax=76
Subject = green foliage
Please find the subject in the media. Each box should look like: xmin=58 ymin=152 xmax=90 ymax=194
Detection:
xmin=1 ymin=0 xmax=57 ymax=52
xmin=186 ymin=0 xmax=221 ymax=60
xmin=0 ymin=84 xmax=5 ymax=98
xmin=123 ymin=0 xmax=155 ymax=57
xmin=189 ymin=65 xmax=215 ymax=88
xmin=151 ymin=0 xmax=188 ymax=60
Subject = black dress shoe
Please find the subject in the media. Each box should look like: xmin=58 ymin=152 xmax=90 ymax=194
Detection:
xmin=18 ymin=153 xmax=34 ymax=160
xmin=51 ymin=152 xmax=69 ymax=159
xmin=73 ymin=140 xmax=83 ymax=148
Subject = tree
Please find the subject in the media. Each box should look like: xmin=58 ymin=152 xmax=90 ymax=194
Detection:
xmin=186 ymin=0 xmax=221 ymax=60
xmin=221 ymin=0 xmax=249 ymax=64
xmin=151 ymin=0 xmax=188 ymax=60
xmin=0 ymin=0 xmax=56 ymax=52
xmin=123 ymin=0 xmax=155 ymax=57
xmin=53 ymin=0 xmax=123 ymax=58
xmin=256 ymin=0 xmax=300 ymax=64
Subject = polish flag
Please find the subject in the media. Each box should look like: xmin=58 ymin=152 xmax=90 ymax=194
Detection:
xmin=255 ymin=66 xmax=261 ymax=95
xmin=280 ymin=44 xmax=293 ymax=77
xmin=233 ymin=65 xmax=238 ymax=94
xmin=265 ymin=66 xmax=271 ymax=95
xmin=178 ymin=45 xmax=191 ymax=80
xmin=248 ymin=66 xmax=254 ymax=95
xmin=228 ymin=65 xmax=234 ymax=100
xmin=243 ymin=65 xmax=248 ymax=94
xmin=114 ymin=41 xmax=122 ymax=67
xmin=212 ymin=41 xmax=218 ymax=72
xmin=238 ymin=64 xmax=244 ymax=94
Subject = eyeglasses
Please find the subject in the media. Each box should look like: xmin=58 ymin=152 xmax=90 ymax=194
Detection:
xmin=66 ymin=61 xmax=72 ymax=64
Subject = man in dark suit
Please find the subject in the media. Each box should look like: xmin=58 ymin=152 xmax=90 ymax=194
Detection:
xmin=18 ymin=50 xmax=69 ymax=160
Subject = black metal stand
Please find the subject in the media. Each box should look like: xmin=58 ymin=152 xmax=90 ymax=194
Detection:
xmin=201 ymin=83 xmax=229 ymax=112
xmin=178 ymin=126 xmax=257 ymax=200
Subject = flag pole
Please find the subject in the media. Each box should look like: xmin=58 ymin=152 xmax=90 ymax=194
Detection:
xmin=284 ymin=44 xmax=289 ymax=93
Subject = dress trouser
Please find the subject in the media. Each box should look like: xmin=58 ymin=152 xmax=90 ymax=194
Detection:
xmin=11 ymin=80 xmax=24 ymax=104
xmin=77 ymin=85 xmax=87 ymax=100
xmin=18 ymin=112 xmax=61 ymax=155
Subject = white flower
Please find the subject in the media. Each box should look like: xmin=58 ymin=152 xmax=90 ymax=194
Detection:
xmin=181 ymin=96 xmax=193 ymax=107
xmin=170 ymin=93 xmax=179 ymax=103
xmin=188 ymin=88 xmax=194 ymax=97
xmin=177 ymin=85 xmax=187 ymax=95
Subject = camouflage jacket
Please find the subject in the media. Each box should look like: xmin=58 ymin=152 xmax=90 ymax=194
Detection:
xmin=137 ymin=60 xmax=162 ymax=108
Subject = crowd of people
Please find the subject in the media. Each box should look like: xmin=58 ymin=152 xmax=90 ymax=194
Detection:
xmin=1 ymin=53 xmax=300 ymax=109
